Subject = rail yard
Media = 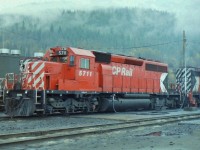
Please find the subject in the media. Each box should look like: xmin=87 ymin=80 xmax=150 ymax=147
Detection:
xmin=0 ymin=46 xmax=200 ymax=149
xmin=1 ymin=1 xmax=200 ymax=150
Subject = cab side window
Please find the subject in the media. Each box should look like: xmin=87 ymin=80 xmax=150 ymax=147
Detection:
xmin=80 ymin=58 xmax=90 ymax=69
xmin=70 ymin=55 xmax=75 ymax=66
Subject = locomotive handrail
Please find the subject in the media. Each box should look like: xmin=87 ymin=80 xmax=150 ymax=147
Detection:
xmin=4 ymin=73 xmax=18 ymax=90
xmin=0 ymin=78 xmax=5 ymax=90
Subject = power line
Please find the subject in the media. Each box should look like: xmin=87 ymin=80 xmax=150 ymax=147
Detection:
xmin=134 ymin=40 xmax=181 ymax=48
xmin=106 ymin=40 xmax=182 ymax=50
xmin=187 ymin=40 xmax=200 ymax=45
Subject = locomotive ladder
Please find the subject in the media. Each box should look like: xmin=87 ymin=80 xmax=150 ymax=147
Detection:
xmin=34 ymin=76 xmax=46 ymax=114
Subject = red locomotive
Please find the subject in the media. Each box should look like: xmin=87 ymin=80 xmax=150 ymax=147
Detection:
xmin=3 ymin=47 xmax=188 ymax=116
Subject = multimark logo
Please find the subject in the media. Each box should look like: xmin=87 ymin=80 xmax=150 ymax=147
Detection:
xmin=112 ymin=66 xmax=133 ymax=76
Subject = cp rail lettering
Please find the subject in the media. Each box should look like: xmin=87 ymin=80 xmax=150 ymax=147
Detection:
xmin=112 ymin=66 xmax=133 ymax=76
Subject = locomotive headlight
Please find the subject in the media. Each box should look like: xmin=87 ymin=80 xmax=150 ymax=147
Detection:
xmin=27 ymin=64 xmax=30 ymax=70
xmin=25 ymin=90 xmax=28 ymax=94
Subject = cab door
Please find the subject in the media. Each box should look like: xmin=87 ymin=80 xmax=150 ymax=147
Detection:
xmin=66 ymin=55 xmax=76 ymax=80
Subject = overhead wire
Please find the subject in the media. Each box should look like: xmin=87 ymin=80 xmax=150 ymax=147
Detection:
xmin=106 ymin=40 xmax=182 ymax=50
xmin=187 ymin=40 xmax=200 ymax=45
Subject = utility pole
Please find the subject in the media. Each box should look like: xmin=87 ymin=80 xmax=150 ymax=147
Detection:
xmin=1 ymin=29 xmax=4 ymax=48
xmin=182 ymin=30 xmax=186 ymax=68
xmin=183 ymin=30 xmax=187 ymax=100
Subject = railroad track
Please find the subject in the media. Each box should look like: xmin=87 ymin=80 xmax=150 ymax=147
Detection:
xmin=0 ymin=112 xmax=200 ymax=146
xmin=0 ymin=113 xmax=72 ymax=122
xmin=0 ymin=115 xmax=47 ymax=122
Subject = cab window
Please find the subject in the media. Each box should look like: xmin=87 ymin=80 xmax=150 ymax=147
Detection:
xmin=70 ymin=55 xmax=75 ymax=65
xmin=80 ymin=58 xmax=90 ymax=69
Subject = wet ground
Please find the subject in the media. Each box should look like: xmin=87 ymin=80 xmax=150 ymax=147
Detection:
xmin=1 ymin=109 xmax=200 ymax=149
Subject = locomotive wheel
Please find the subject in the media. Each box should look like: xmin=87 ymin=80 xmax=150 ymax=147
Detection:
xmin=5 ymin=97 xmax=35 ymax=117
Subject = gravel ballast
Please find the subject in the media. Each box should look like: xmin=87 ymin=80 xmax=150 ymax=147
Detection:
xmin=0 ymin=115 xmax=121 ymax=134
xmin=1 ymin=119 xmax=200 ymax=149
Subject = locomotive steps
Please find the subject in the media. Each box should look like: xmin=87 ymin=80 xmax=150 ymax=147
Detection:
xmin=0 ymin=111 xmax=200 ymax=146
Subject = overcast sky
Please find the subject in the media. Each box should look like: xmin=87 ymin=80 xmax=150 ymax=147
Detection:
xmin=0 ymin=0 xmax=199 ymax=35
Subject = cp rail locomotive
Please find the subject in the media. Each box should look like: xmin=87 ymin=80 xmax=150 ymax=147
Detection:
xmin=2 ymin=46 xmax=200 ymax=116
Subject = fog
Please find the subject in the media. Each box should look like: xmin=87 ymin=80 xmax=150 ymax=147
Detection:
xmin=0 ymin=0 xmax=200 ymax=35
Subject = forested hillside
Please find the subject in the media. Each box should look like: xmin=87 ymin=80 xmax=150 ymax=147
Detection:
xmin=0 ymin=8 xmax=199 ymax=69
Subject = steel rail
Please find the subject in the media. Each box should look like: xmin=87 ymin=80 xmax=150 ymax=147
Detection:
xmin=0 ymin=113 xmax=200 ymax=146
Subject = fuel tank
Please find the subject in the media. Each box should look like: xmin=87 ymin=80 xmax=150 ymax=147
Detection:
xmin=98 ymin=98 xmax=151 ymax=112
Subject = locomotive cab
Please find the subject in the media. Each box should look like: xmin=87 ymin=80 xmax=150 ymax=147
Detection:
xmin=54 ymin=47 xmax=97 ymax=91
xmin=26 ymin=47 xmax=98 ymax=91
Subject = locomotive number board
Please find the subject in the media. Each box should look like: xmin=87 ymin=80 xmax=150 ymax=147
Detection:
xmin=56 ymin=50 xmax=68 ymax=56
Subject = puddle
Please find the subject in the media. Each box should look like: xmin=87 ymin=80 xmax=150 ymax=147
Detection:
xmin=136 ymin=111 xmax=169 ymax=115
xmin=136 ymin=131 xmax=184 ymax=137
xmin=136 ymin=131 xmax=162 ymax=137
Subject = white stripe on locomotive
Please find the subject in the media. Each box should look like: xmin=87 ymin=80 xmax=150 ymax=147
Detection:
xmin=28 ymin=62 xmax=45 ymax=84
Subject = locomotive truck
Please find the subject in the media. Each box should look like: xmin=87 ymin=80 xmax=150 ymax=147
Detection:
xmin=3 ymin=46 xmax=199 ymax=116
